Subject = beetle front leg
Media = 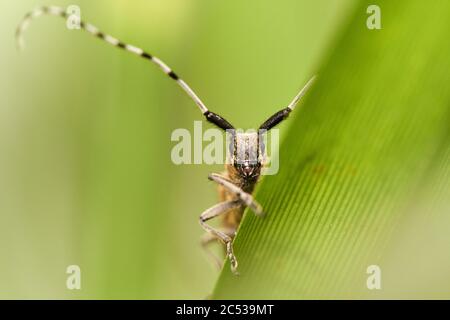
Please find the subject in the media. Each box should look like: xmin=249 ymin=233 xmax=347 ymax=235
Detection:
xmin=208 ymin=173 xmax=265 ymax=216
xmin=201 ymin=227 xmax=236 ymax=271
xmin=199 ymin=200 xmax=242 ymax=275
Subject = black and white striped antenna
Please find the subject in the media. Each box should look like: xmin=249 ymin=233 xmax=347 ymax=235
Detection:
xmin=16 ymin=5 xmax=234 ymax=130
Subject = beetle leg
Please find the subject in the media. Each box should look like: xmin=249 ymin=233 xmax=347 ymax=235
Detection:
xmin=199 ymin=200 xmax=242 ymax=275
xmin=208 ymin=173 xmax=265 ymax=217
xmin=201 ymin=227 xmax=236 ymax=271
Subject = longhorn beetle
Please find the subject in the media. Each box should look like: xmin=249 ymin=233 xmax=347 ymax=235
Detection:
xmin=17 ymin=6 xmax=315 ymax=275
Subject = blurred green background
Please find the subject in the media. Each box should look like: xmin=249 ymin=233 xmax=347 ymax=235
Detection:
xmin=0 ymin=0 xmax=353 ymax=298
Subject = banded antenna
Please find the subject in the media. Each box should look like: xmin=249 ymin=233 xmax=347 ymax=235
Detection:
xmin=16 ymin=5 xmax=234 ymax=130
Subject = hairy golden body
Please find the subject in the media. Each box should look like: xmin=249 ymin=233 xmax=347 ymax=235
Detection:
xmin=219 ymin=164 xmax=260 ymax=231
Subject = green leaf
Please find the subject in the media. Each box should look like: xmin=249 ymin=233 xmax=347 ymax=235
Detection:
xmin=212 ymin=0 xmax=450 ymax=299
